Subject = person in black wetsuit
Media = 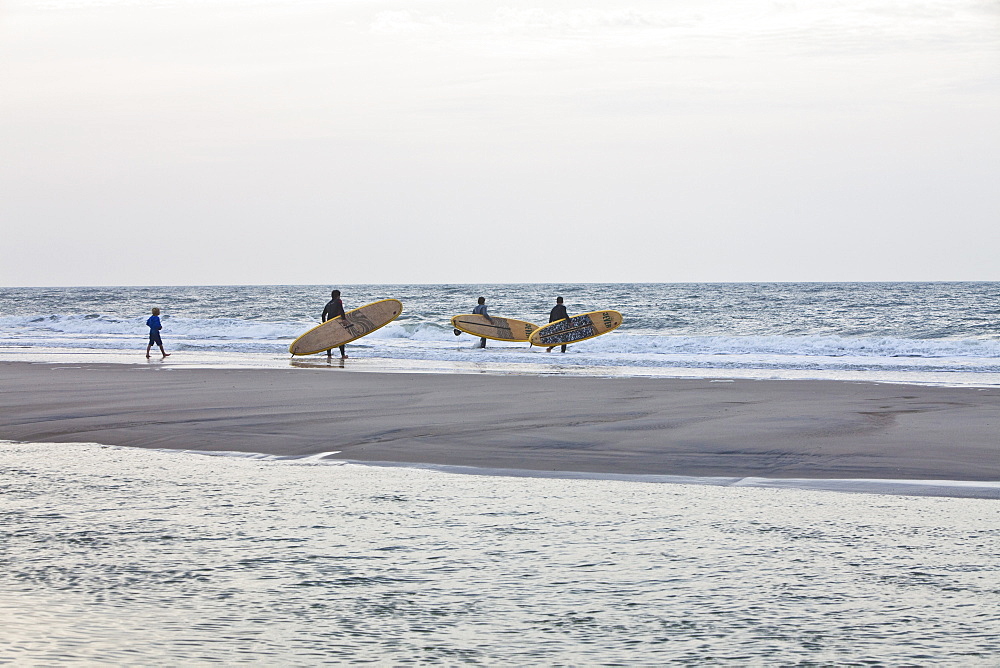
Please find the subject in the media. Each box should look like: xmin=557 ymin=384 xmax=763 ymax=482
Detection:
xmin=322 ymin=289 xmax=352 ymax=359
xmin=546 ymin=296 xmax=569 ymax=353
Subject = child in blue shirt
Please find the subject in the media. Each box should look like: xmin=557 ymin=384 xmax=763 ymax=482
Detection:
xmin=145 ymin=307 xmax=170 ymax=359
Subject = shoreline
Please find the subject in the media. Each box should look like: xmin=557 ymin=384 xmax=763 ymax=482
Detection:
xmin=2 ymin=360 xmax=999 ymax=493
xmin=4 ymin=345 xmax=1000 ymax=388
xmin=6 ymin=441 xmax=998 ymax=498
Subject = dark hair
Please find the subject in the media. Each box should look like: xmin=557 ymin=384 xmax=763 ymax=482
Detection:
xmin=331 ymin=290 xmax=341 ymax=298
xmin=556 ymin=296 xmax=563 ymax=303
xmin=478 ymin=296 xmax=486 ymax=304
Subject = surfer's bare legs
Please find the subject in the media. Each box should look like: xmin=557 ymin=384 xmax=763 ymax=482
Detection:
xmin=146 ymin=343 xmax=169 ymax=359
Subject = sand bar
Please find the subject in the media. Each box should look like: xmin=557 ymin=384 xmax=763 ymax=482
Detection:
xmin=1 ymin=361 xmax=998 ymax=482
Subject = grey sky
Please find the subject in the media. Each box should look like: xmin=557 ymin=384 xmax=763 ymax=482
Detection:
xmin=1 ymin=0 xmax=998 ymax=286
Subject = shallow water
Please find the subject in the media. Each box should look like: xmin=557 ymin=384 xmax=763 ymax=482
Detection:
xmin=2 ymin=442 xmax=998 ymax=665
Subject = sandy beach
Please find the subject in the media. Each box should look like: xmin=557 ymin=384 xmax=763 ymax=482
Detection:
xmin=1 ymin=360 xmax=997 ymax=481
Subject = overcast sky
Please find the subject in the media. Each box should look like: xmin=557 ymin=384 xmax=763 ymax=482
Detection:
xmin=1 ymin=0 xmax=998 ymax=286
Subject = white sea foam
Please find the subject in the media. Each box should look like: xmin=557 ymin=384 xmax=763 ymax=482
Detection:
xmin=4 ymin=313 xmax=1000 ymax=358
xmin=5 ymin=313 xmax=1000 ymax=386
xmin=3 ymin=283 xmax=1000 ymax=384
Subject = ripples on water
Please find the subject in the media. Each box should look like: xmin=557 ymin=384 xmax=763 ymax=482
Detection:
xmin=4 ymin=282 xmax=1000 ymax=386
xmin=4 ymin=282 xmax=1000 ymax=338
xmin=2 ymin=442 xmax=998 ymax=665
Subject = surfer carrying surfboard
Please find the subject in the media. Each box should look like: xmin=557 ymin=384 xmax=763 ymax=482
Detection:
xmin=546 ymin=297 xmax=569 ymax=353
xmin=472 ymin=297 xmax=493 ymax=348
xmin=322 ymin=290 xmax=353 ymax=359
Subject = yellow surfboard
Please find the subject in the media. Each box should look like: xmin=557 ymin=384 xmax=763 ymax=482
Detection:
xmin=529 ymin=310 xmax=622 ymax=348
xmin=451 ymin=314 xmax=538 ymax=342
xmin=289 ymin=299 xmax=403 ymax=356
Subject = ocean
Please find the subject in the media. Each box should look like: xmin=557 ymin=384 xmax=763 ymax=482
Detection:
xmin=2 ymin=282 xmax=999 ymax=664
xmin=2 ymin=282 xmax=1000 ymax=385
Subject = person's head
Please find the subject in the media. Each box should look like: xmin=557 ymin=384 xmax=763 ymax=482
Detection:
xmin=331 ymin=290 xmax=341 ymax=299
xmin=151 ymin=307 xmax=160 ymax=315
xmin=556 ymin=296 xmax=563 ymax=304
xmin=477 ymin=296 xmax=486 ymax=305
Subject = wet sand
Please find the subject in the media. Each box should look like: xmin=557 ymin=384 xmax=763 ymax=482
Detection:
xmin=1 ymin=361 xmax=998 ymax=481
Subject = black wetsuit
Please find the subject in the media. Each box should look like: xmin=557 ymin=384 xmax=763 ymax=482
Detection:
xmin=548 ymin=303 xmax=569 ymax=352
xmin=549 ymin=304 xmax=569 ymax=324
xmin=322 ymin=298 xmax=347 ymax=357
xmin=322 ymin=298 xmax=346 ymax=322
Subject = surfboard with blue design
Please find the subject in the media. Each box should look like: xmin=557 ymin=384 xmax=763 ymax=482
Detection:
xmin=528 ymin=310 xmax=622 ymax=348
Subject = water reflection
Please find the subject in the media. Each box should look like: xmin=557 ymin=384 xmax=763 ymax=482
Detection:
xmin=289 ymin=356 xmax=346 ymax=369
xmin=1 ymin=442 xmax=998 ymax=664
